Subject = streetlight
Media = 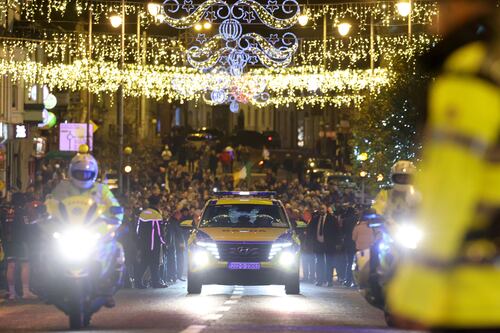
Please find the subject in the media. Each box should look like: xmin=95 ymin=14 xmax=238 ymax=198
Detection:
xmin=109 ymin=13 xmax=122 ymax=28
xmin=396 ymin=1 xmax=412 ymax=17
xmin=194 ymin=23 xmax=203 ymax=31
xmin=337 ymin=22 xmax=352 ymax=37
xmin=298 ymin=12 xmax=309 ymax=26
xmin=396 ymin=0 xmax=413 ymax=40
xmin=203 ymin=22 xmax=212 ymax=30
xmin=147 ymin=2 xmax=162 ymax=17
xmin=110 ymin=1 xmax=125 ymax=195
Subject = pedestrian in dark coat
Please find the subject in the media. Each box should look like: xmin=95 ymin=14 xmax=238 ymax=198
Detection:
xmin=306 ymin=205 xmax=328 ymax=286
xmin=323 ymin=206 xmax=344 ymax=286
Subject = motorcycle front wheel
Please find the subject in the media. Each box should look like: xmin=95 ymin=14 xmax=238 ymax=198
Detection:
xmin=68 ymin=298 xmax=84 ymax=330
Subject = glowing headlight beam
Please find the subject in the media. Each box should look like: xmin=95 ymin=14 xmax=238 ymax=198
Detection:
xmin=53 ymin=227 xmax=100 ymax=261
xmin=395 ymin=224 xmax=423 ymax=250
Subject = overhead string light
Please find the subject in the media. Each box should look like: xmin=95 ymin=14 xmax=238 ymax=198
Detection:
xmin=8 ymin=0 xmax=438 ymax=27
xmin=0 ymin=58 xmax=391 ymax=108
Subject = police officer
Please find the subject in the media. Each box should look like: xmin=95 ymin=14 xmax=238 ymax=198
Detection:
xmin=387 ymin=1 xmax=500 ymax=331
xmin=372 ymin=161 xmax=418 ymax=224
xmin=48 ymin=145 xmax=123 ymax=222
xmin=135 ymin=195 xmax=167 ymax=288
xmin=46 ymin=145 xmax=124 ymax=307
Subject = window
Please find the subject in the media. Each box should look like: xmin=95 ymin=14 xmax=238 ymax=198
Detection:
xmin=200 ymin=204 xmax=289 ymax=228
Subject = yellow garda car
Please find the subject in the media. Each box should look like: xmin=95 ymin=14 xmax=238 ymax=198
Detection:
xmin=184 ymin=191 xmax=301 ymax=294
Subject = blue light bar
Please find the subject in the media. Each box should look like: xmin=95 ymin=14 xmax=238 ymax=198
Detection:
xmin=213 ymin=191 xmax=277 ymax=198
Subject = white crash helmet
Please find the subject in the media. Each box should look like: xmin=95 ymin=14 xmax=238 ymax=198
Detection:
xmin=390 ymin=160 xmax=416 ymax=186
xmin=69 ymin=145 xmax=98 ymax=189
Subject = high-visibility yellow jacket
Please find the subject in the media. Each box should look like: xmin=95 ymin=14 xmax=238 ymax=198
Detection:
xmin=387 ymin=20 xmax=500 ymax=328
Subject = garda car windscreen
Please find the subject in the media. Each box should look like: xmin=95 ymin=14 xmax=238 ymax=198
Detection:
xmin=199 ymin=204 xmax=289 ymax=228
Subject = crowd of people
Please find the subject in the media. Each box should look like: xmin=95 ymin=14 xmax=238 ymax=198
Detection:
xmin=0 ymin=140 xmax=376 ymax=300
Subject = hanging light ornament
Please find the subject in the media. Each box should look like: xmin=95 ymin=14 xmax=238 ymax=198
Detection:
xmin=155 ymin=0 xmax=301 ymax=75
xmin=211 ymin=89 xmax=227 ymax=104
xmin=230 ymin=100 xmax=240 ymax=113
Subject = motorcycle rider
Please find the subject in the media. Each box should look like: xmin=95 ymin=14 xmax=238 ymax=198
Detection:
xmin=45 ymin=144 xmax=124 ymax=307
xmin=48 ymin=145 xmax=122 ymax=221
xmin=387 ymin=1 xmax=500 ymax=331
xmin=372 ymin=160 xmax=418 ymax=224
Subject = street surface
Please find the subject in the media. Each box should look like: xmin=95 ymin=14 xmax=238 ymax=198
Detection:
xmin=0 ymin=282 xmax=423 ymax=333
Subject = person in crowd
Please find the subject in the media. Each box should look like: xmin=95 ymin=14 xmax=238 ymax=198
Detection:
xmin=324 ymin=206 xmax=345 ymax=287
xmin=387 ymin=1 xmax=500 ymax=331
xmin=307 ymin=206 xmax=328 ymax=286
xmin=352 ymin=210 xmax=376 ymax=252
xmin=209 ymin=150 xmax=218 ymax=176
xmin=165 ymin=206 xmax=188 ymax=282
xmin=4 ymin=191 xmax=37 ymax=300
xmin=341 ymin=205 xmax=358 ymax=287
xmin=135 ymin=195 xmax=168 ymax=289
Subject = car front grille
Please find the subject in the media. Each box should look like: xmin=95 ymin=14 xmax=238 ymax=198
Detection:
xmin=217 ymin=242 xmax=272 ymax=262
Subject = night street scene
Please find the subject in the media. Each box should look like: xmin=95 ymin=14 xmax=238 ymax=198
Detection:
xmin=0 ymin=0 xmax=499 ymax=332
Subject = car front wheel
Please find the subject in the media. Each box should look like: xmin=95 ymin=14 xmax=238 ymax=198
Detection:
xmin=285 ymin=273 xmax=300 ymax=295
xmin=187 ymin=271 xmax=202 ymax=294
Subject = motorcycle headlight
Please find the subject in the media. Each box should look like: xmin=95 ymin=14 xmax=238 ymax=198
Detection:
xmin=394 ymin=224 xmax=423 ymax=250
xmin=53 ymin=227 xmax=100 ymax=261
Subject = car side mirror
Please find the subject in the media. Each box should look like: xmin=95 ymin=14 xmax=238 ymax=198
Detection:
xmin=180 ymin=219 xmax=195 ymax=229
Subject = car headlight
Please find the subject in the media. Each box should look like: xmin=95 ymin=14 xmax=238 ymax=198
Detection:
xmin=192 ymin=250 xmax=210 ymax=267
xmin=53 ymin=227 xmax=100 ymax=261
xmin=269 ymin=242 xmax=293 ymax=260
xmin=195 ymin=240 xmax=220 ymax=259
xmin=394 ymin=224 xmax=423 ymax=250
xmin=278 ymin=251 xmax=296 ymax=267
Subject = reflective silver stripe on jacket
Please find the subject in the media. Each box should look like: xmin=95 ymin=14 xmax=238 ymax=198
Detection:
xmin=430 ymin=129 xmax=488 ymax=156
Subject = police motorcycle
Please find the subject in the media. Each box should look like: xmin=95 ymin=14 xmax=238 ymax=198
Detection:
xmin=35 ymin=195 xmax=125 ymax=329
xmin=353 ymin=211 xmax=422 ymax=326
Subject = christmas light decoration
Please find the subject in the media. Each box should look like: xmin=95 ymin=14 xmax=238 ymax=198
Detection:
xmin=0 ymin=59 xmax=391 ymax=108
xmin=155 ymin=0 xmax=301 ymax=74
xmin=5 ymin=0 xmax=438 ymax=30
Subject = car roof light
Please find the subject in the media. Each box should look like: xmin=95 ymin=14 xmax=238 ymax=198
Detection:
xmin=213 ymin=191 xmax=277 ymax=198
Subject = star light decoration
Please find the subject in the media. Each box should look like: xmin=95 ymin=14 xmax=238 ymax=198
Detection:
xmin=155 ymin=0 xmax=300 ymax=78
xmin=152 ymin=0 xmax=300 ymax=111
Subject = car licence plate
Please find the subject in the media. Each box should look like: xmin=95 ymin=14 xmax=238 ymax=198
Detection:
xmin=227 ymin=262 xmax=261 ymax=270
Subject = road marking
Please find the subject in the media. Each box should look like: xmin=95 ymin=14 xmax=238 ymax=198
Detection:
xmin=179 ymin=325 xmax=207 ymax=333
xmin=203 ymin=314 xmax=224 ymax=321
xmin=224 ymin=300 xmax=238 ymax=305
xmin=230 ymin=295 xmax=242 ymax=299
xmin=217 ymin=306 xmax=231 ymax=312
